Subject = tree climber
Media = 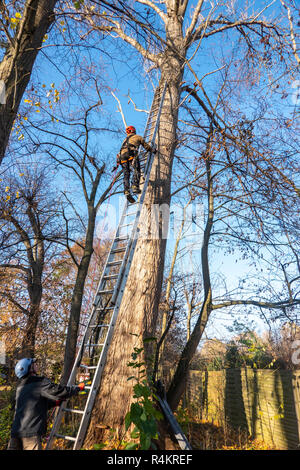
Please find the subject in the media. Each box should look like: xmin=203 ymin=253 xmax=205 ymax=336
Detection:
xmin=8 ymin=358 xmax=85 ymax=450
xmin=115 ymin=126 xmax=156 ymax=199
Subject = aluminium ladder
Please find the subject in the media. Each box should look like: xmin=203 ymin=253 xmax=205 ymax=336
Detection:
xmin=46 ymin=83 xmax=167 ymax=450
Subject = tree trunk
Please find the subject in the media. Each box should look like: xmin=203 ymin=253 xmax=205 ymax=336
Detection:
xmin=0 ymin=0 xmax=57 ymax=163
xmin=21 ymin=276 xmax=43 ymax=357
xmin=21 ymin=303 xmax=40 ymax=357
xmin=167 ymin=141 xmax=214 ymax=411
xmin=61 ymin=206 xmax=97 ymax=385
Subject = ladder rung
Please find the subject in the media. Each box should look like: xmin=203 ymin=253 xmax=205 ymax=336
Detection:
xmin=80 ymin=364 xmax=97 ymax=369
xmin=107 ymin=260 xmax=123 ymax=267
xmin=55 ymin=434 xmax=76 ymax=442
xmin=98 ymin=289 xmax=114 ymax=295
xmin=119 ymin=222 xmax=133 ymax=228
xmin=95 ymin=306 xmax=114 ymax=312
xmin=103 ymin=274 xmax=119 ymax=280
xmin=111 ymin=247 xmax=126 ymax=254
xmin=89 ymin=324 xmax=110 ymax=328
xmin=86 ymin=343 xmax=104 ymax=347
xmin=63 ymin=408 xmax=84 ymax=415
xmin=115 ymin=236 xmax=129 ymax=241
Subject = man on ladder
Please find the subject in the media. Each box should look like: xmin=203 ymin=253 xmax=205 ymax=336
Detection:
xmin=115 ymin=125 xmax=156 ymax=202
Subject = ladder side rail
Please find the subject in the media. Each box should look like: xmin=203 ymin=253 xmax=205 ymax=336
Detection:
xmin=142 ymin=86 xmax=162 ymax=140
xmin=157 ymin=397 xmax=192 ymax=451
xmin=144 ymin=84 xmax=167 ymax=176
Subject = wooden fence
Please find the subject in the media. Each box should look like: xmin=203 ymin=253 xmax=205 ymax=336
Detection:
xmin=184 ymin=369 xmax=300 ymax=450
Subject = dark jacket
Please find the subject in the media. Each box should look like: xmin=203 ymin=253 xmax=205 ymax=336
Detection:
xmin=11 ymin=375 xmax=80 ymax=438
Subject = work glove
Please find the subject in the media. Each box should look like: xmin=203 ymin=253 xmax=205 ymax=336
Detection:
xmin=78 ymin=382 xmax=85 ymax=391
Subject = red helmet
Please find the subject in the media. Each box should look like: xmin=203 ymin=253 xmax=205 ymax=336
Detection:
xmin=126 ymin=126 xmax=136 ymax=134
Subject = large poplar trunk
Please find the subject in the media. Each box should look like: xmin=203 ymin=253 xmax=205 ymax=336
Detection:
xmin=84 ymin=51 xmax=185 ymax=447
xmin=0 ymin=0 xmax=57 ymax=163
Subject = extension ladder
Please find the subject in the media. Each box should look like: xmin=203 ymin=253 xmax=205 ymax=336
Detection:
xmin=46 ymin=83 xmax=167 ymax=450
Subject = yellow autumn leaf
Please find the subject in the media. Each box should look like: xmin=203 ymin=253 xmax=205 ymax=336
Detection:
xmin=5 ymin=186 xmax=9 ymax=192
xmin=15 ymin=12 xmax=22 ymax=19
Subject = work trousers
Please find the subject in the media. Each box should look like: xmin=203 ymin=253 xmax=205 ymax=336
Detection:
xmin=121 ymin=156 xmax=141 ymax=192
xmin=7 ymin=435 xmax=43 ymax=450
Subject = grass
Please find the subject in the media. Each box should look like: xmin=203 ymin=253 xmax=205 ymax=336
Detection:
xmin=186 ymin=420 xmax=277 ymax=450
xmin=174 ymin=408 xmax=277 ymax=450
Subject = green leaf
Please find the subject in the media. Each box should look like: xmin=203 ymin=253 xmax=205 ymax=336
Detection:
xmin=130 ymin=402 xmax=143 ymax=423
xmin=130 ymin=428 xmax=140 ymax=439
xmin=133 ymin=383 xmax=149 ymax=398
xmin=140 ymin=433 xmax=151 ymax=450
xmin=143 ymin=337 xmax=157 ymax=343
xmin=94 ymin=443 xmax=106 ymax=450
xmin=125 ymin=442 xmax=139 ymax=450
xmin=125 ymin=411 xmax=132 ymax=431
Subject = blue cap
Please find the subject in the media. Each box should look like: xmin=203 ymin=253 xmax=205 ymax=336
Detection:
xmin=15 ymin=358 xmax=35 ymax=379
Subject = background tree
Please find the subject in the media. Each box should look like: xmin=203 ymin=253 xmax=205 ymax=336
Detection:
xmin=0 ymin=165 xmax=63 ymax=357
xmin=0 ymin=0 xmax=58 ymax=163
